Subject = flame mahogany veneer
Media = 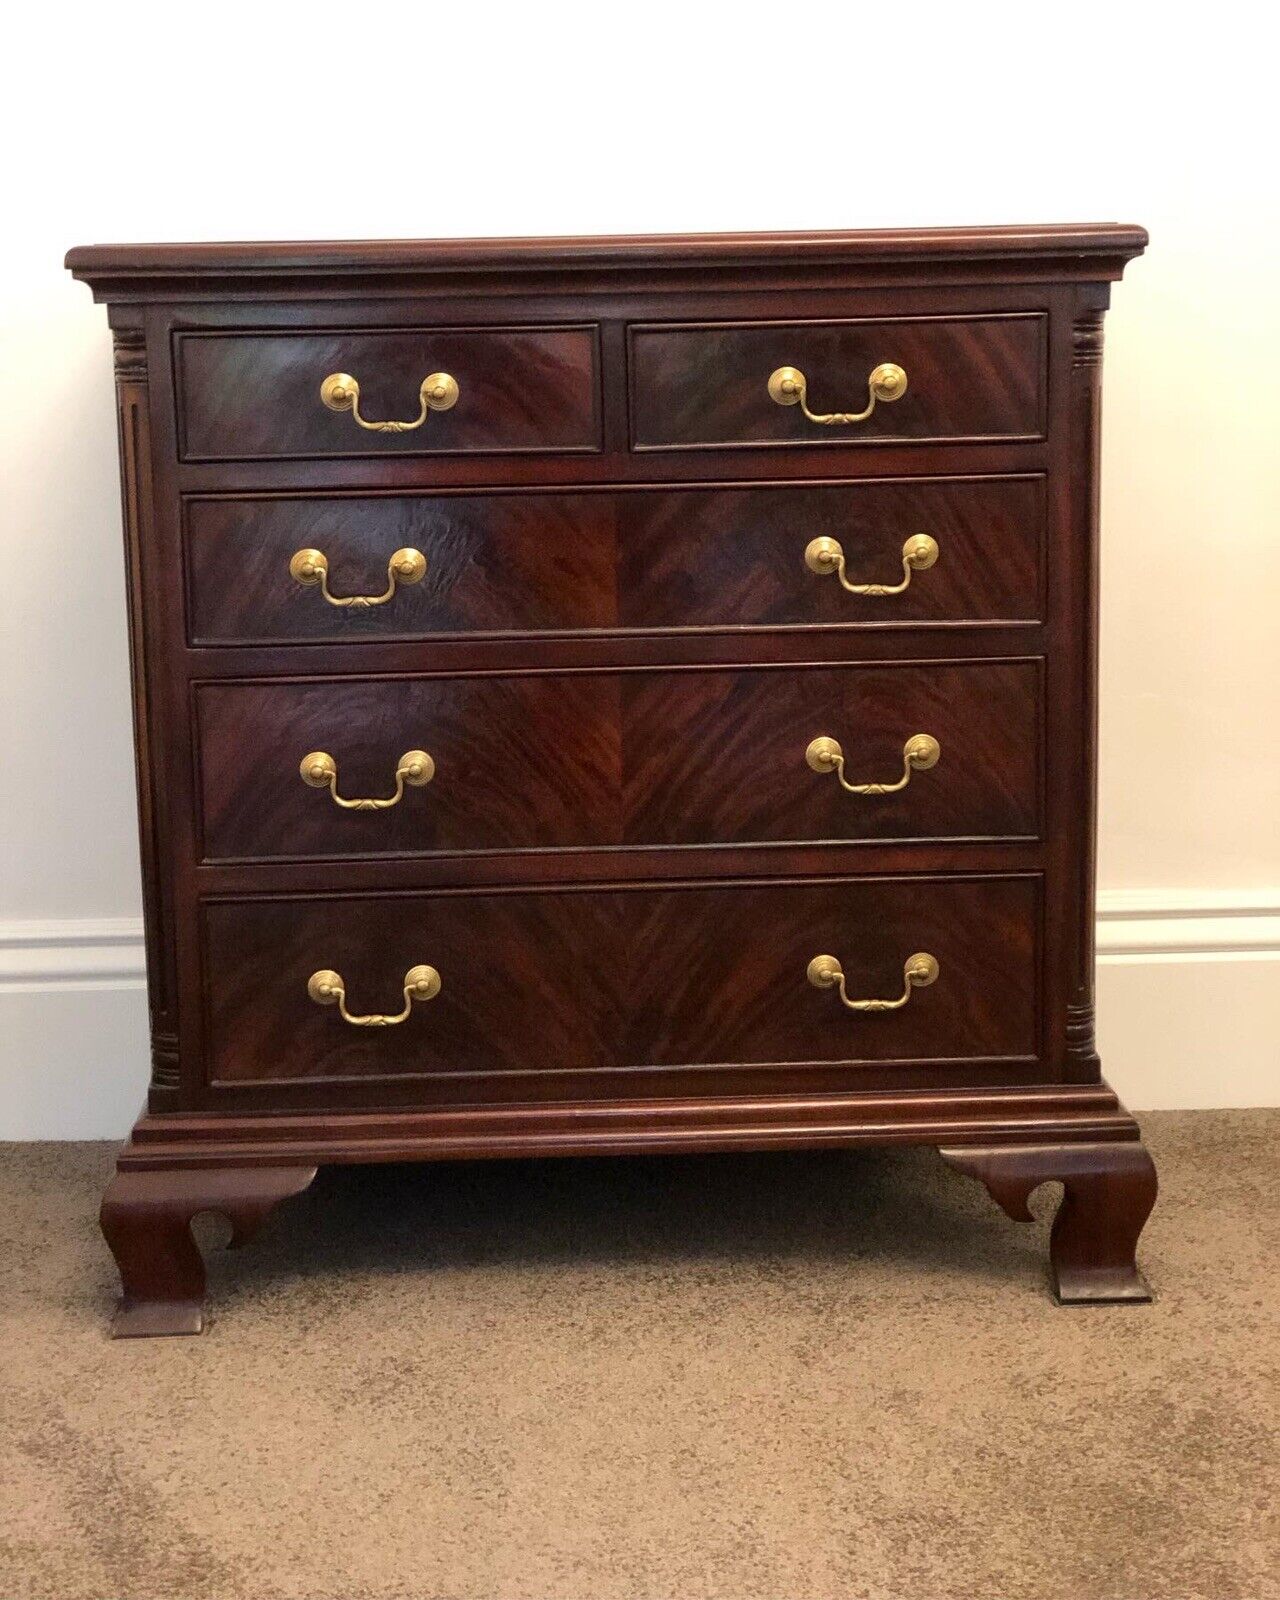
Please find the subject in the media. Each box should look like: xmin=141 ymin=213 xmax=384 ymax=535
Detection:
xmin=67 ymin=225 xmax=1155 ymax=1335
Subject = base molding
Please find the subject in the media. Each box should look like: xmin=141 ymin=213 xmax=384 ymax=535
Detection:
xmin=117 ymin=1082 xmax=1142 ymax=1170
xmin=98 ymin=1082 xmax=1155 ymax=1335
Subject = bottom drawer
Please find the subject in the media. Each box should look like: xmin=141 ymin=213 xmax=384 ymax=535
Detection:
xmin=202 ymin=876 xmax=1040 ymax=1096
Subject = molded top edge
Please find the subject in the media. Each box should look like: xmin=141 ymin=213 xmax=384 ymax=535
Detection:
xmin=66 ymin=223 xmax=1148 ymax=289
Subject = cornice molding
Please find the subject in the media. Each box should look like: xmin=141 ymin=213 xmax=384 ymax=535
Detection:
xmin=66 ymin=224 xmax=1149 ymax=301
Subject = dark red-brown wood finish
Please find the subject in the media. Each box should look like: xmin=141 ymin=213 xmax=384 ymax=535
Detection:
xmin=192 ymin=660 xmax=1041 ymax=860
xmin=200 ymin=876 xmax=1040 ymax=1090
xmin=69 ymin=225 xmax=1154 ymax=1334
xmin=183 ymin=477 xmax=1046 ymax=644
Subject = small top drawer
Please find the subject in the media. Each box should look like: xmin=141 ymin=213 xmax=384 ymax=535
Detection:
xmin=174 ymin=325 xmax=601 ymax=462
xmin=629 ymin=314 xmax=1045 ymax=450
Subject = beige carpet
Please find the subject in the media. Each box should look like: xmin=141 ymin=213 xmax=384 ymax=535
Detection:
xmin=2 ymin=1111 xmax=1277 ymax=1600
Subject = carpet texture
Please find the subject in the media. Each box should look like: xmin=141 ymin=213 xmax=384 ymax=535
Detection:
xmin=1 ymin=1110 xmax=1277 ymax=1600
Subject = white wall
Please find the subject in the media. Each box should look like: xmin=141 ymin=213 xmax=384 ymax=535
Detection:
xmin=2 ymin=2 xmax=1276 ymax=1134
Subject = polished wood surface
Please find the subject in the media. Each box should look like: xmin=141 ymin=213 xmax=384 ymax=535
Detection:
xmin=100 ymin=1165 xmax=317 ymax=1336
xmin=201 ymin=875 xmax=1039 ymax=1089
xmin=940 ymin=1141 xmax=1158 ymax=1303
xmin=66 ymin=223 xmax=1149 ymax=298
xmin=176 ymin=326 xmax=601 ymax=460
xmin=68 ymin=225 xmax=1155 ymax=1331
xmin=193 ymin=660 xmax=1040 ymax=861
xmin=630 ymin=315 xmax=1045 ymax=449
xmin=184 ymin=476 xmax=1045 ymax=644
xmin=116 ymin=1082 xmax=1142 ymax=1165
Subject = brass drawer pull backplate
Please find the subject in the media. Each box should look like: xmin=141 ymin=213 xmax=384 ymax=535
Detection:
xmin=307 ymin=965 xmax=441 ymax=1027
xmin=768 ymin=362 xmax=907 ymax=425
xmin=805 ymin=733 xmax=941 ymax=795
xmin=805 ymin=533 xmax=939 ymax=596
xmin=807 ymin=951 xmax=939 ymax=1012
xmin=320 ymin=370 xmax=459 ymax=434
xmin=289 ymin=546 xmax=427 ymax=610
xmin=299 ymin=750 xmax=435 ymax=811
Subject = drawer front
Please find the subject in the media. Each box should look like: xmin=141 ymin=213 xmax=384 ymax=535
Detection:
xmin=185 ymin=476 xmax=1044 ymax=645
xmin=630 ymin=315 xmax=1045 ymax=449
xmin=175 ymin=326 xmax=600 ymax=461
xmin=194 ymin=661 xmax=1040 ymax=862
xmin=202 ymin=876 xmax=1039 ymax=1086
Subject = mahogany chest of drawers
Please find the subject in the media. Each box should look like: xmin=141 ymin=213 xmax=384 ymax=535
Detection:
xmin=67 ymin=225 xmax=1156 ymax=1335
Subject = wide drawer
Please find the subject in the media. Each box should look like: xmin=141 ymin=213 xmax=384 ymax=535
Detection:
xmin=174 ymin=326 xmax=601 ymax=461
xmin=202 ymin=876 xmax=1040 ymax=1087
xmin=184 ymin=475 xmax=1044 ymax=644
xmin=629 ymin=315 xmax=1045 ymax=449
xmin=194 ymin=661 xmax=1041 ymax=861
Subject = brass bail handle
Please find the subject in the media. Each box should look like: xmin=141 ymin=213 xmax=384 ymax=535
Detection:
xmin=320 ymin=370 xmax=459 ymax=434
xmin=806 ymin=734 xmax=941 ymax=796
xmin=804 ymin=534 xmax=939 ymax=596
xmin=300 ymin=750 xmax=435 ymax=811
xmin=807 ymin=952 xmax=939 ymax=1012
xmin=768 ymin=362 xmax=907 ymax=426
xmin=289 ymin=546 xmax=427 ymax=609
xmin=307 ymin=965 xmax=441 ymax=1027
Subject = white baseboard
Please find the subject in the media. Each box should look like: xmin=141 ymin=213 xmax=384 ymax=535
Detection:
xmin=0 ymin=893 xmax=1276 ymax=1139
xmin=1096 ymin=888 xmax=1280 ymax=957
xmin=0 ymin=917 xmax=150 ymax=1139
xmin=1095 ymin=889 xmax=1280 ymax=1110
xmin=0 ymin=917 xmax=149 ymax=990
